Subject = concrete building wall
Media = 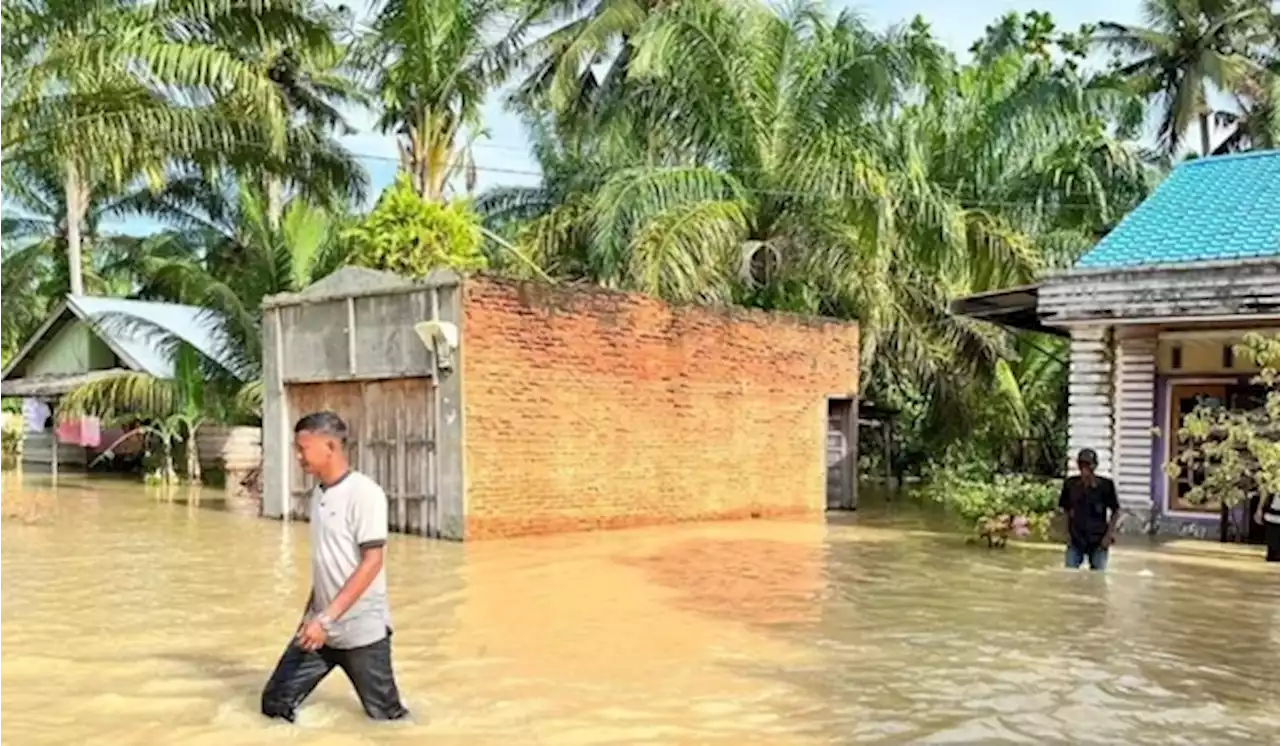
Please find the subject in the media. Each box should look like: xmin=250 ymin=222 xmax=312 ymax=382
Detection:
xmin=458 ymin=277 xmax=860 ymax=539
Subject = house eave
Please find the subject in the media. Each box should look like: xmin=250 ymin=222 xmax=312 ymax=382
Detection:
xmin=1039 ymin=257 xmax=1280 ymax=326
xmin=0 ymin=368 xmax=135 ymax=398
xmin=949 ymin=283 xmax=1068 ymax=338
xmin=1043 ymin=255 xmax=1280 ymax=280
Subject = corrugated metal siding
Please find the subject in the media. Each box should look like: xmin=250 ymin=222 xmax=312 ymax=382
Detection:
xmin=1040 ymin=260 xmax=1280 ymax=323
xmin=1067 ymin=327 xmax=1113 ymax=477
xmin=1111 ymin=331 xmax=1157 ymax=508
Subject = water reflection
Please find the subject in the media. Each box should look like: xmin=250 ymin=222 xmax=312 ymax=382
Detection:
xmin=2 ymin=473 xmax=1277 ymax=745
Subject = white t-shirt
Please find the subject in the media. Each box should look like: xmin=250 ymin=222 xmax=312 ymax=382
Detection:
xmin=1264 ymin=494 xmax=1280 ymax=525
xmin=308 ymin=471 xmax=392 ymax=649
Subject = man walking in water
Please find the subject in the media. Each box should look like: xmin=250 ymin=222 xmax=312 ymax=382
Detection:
xmin=261 ymin=411 xmax=408 ymax=722
xmin=1058 ymin=448 xmax=1122 ymax=571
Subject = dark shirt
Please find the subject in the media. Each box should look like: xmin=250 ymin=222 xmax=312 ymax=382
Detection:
xmin=1058 ymin=475 xmax=1119 ymax=552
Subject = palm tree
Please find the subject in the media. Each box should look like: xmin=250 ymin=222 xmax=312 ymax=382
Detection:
xmin=478 ymin=5 xmax=1154 ymax=470
xmin=0 ymin=154 xmax=197 ymax=300
xmin=55 ymin=180 xmax=350 ymax=480
xmin=124 ymin=179 xmax=355 ymax=384
xmin=871 ymin=11 xmax=1154 ymax=457
xmin=1214 ymin=57 xmax=1280 ymax=152
xmin=490 ymin=2 xmax=1006 ymax=376
xmin=1096 ymin=0 xmax=1275 ymax=155
xmin=2 ymin=0 xmax=327 ymax=295
xmin=514 ymin=0 xmax=658 ymax=125
xmin=352 ymin=0 xmax=537 ymax=201
xmin=0 ymin=243 xmax=49 ymax=363
xmin=191 ymin=0 xmax=370 ymax=223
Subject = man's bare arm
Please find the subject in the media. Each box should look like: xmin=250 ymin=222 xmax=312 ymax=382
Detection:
xmin=320 ymin=546 xmax=384 ymax=622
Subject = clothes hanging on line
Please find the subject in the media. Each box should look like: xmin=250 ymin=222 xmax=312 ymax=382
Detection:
xmin=55 ymin=419 xmax=81 ymax=445
xmin=79 ymin=417 xmax=101 ymax=448
xmin=22 ymin=398 xmax=51 ymax=433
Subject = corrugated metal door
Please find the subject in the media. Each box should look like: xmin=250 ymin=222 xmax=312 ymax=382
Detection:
xmin=286 ymin=376 xmax=439 ymax=537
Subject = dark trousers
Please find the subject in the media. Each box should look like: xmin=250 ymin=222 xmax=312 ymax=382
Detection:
xmin=260 ymin=630 xmax=408 ymax=722
xmin=1267 ymin=522 xmax=1280 ymax=563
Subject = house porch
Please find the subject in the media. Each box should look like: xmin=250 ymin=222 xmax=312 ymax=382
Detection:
xmin=1064 ymin=322 xmax=1279 ymax=538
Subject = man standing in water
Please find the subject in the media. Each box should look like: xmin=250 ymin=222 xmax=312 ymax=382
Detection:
xmin=1058 ymin=448 xmax=1122 ymax=571
xmin=260 ymin=411 xmax=408 ymax=722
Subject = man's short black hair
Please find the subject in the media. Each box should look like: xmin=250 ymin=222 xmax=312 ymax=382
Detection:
xmin=294 ymin=411 xmax=348 ymax=443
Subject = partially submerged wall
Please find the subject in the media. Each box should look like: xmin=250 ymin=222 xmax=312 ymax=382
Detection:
xmin=459 ymin=277 xmax=859 ymax=539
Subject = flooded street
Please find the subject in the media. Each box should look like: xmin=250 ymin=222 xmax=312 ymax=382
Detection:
xmin=3 ymin=474 xmax=1278 ymax=745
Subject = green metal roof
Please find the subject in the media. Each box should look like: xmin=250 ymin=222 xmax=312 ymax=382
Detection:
xmin=1074 ymin=150 xmax=1280 ymax=270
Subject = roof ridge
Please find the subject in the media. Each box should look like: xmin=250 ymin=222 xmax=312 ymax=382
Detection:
xmin=1174 ymin=148 xmax=1280 ymax=169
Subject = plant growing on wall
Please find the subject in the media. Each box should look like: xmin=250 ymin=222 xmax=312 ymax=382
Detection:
xmin=1167 ymin=333 xmax=1280 ymax=526
xmin=345 ymin=175 xmax=487 ymax=277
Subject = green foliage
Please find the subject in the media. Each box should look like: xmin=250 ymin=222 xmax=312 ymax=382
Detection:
xmin=1095 ymin=0 xmax=1276 ymax=155
xmin=486 ymin=5 xmax=1151 ymax=475
xmin=59 ymin=342 xmax=246 ymax=484
xmin=345 ymin=176 xmax=487 ymax=277
xmin=922 ymin=460 xmax=1060 ymax=546
xmin=353 ymin=0 xmax=533 ymax=200
xmin=1 ymin=413 xmax=23 ymax=469
xmin=135 ymin=180 xmax=355 ymax=385
xmin=1168 ymin=333 xmax=1280 ymax=510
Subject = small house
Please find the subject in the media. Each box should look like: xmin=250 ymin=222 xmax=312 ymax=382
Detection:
xmin=260 ymin=268 xmax=861 ymax=540
xmin=0 ymin=295 xmax=245 ymax=472
xmin=953 ymin=150 xmax=1280 ymax=538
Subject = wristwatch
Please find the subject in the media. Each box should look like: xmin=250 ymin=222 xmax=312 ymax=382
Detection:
xmin=314 ymin=613 xmax=334 ymax=633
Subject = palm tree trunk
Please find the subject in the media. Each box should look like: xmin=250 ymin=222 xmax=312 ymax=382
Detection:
xmin=1199 ymin=112 xmax=1212 ymax=156
xmin=265 ymin=176 xmax=283 ymax=229
xmin=64 ymin=160 xmax=86 ymax=296
xmin=186 ymin=423 xmax=202 ymax=484
xmin=162 ymin=438 xmax=176 ymax=485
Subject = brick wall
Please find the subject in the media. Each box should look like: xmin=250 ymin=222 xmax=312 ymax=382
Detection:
xmin=459 ymin=277 xmax=859 ymax=539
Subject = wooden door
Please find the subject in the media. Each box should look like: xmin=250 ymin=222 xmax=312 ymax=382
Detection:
xmin=1167 ymin=383 xmax=1228 ymax=513
xmin=286 ymin=376 xmax=439 ymax=536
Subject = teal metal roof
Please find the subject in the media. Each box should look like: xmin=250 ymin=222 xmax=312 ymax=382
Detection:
xmin=1074 ymin=150 xmax=1280 ymax=270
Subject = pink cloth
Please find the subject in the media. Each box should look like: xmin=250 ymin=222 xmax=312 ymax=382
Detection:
xmin=55 ymin=419 xmax=80 ymax=445
xmin=79 ymin=417 xmax=101 ymax=448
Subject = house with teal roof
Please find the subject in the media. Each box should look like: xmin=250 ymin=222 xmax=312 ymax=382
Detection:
xmin=954 ymin=149 xmax=1280 ymax=539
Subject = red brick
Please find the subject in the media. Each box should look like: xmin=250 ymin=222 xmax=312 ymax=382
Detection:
xmin=459 ymin=277 xmax=859 ymax=539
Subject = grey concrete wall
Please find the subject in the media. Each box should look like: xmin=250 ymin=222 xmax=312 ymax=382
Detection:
xmin=261 ymin=306 xmax=289 ymax=519
xmin=432 ymin=281 xmax=465 ymax=539
xmin=259 ymin=267 xmax=466 ymax=538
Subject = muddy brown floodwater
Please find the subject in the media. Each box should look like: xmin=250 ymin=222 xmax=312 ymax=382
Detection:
xmin=2 ymin=473 xmax=1278 ymax=746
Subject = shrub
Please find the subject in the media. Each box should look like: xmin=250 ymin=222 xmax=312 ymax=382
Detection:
xmin=1 ymin=412 xmax=23 ymax=468
xmin=1168 ymin=333 xmax=1280 ymax=516
xmin=345 ymin=175 xmax=487 ymax=277
xmin=922 ymin=464 xmax=1059 ymax=547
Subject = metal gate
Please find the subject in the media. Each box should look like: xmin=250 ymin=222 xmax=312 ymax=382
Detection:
xmin=287 ymin=376 xmax=440 ymax=537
